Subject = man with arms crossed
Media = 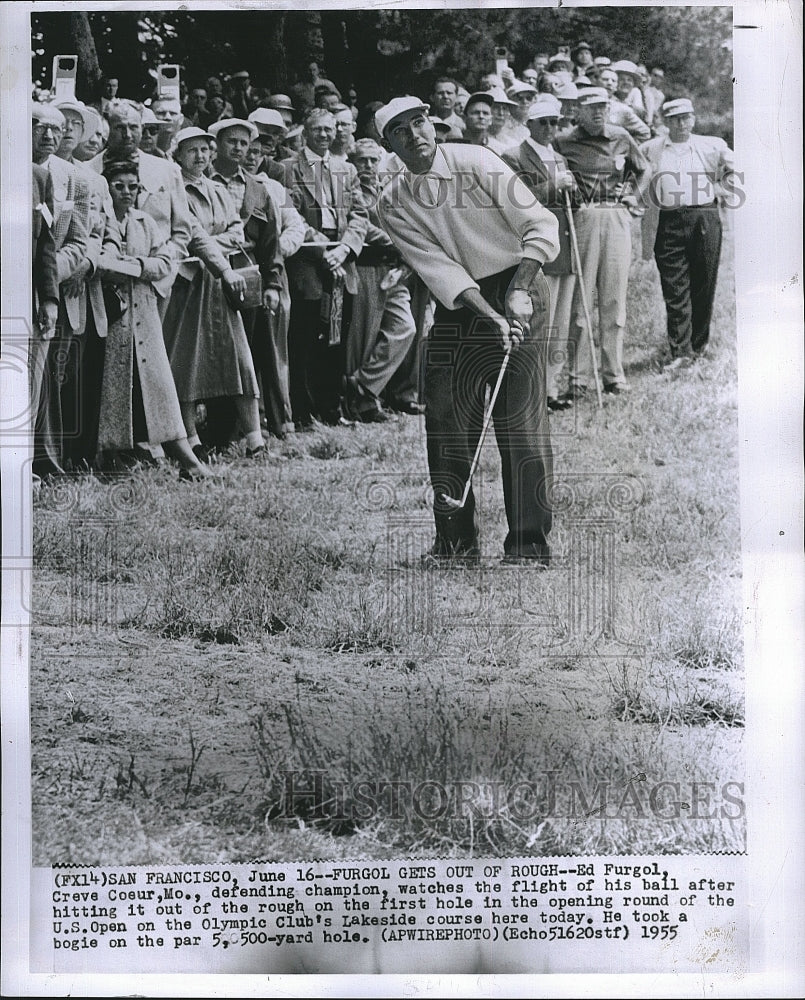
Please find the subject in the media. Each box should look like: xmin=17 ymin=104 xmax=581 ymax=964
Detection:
xmin=376 ymin=97 xmax=559 ymax=565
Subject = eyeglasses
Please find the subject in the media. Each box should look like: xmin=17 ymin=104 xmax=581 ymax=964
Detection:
xmin=534 ymin=118 xmax=560 ymax=126
xmin=109 ymin=182 xmax=141 ymax=192
xmin=33 ymin=123 xmax=63 ymax=135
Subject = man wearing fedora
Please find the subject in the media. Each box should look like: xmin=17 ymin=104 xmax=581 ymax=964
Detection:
xmin=263 ymin=93 xmax=296 ymax=130
xmin=640 ymin=97 xmax=735 ymax=367
xmin=376 ymin=96 xmax=559 ymax=565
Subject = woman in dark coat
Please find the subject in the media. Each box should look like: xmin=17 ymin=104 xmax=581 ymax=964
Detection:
xmin=97 ymin=160 xmax=210 ymax=479
xmin=162 ymin=127 xmax=266 ymax=456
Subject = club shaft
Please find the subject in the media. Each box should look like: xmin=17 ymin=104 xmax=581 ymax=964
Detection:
xmin=458 ymin=349 xmax=511 ymax=507
xmin=565 ymin=191 xmax=603 ymax=408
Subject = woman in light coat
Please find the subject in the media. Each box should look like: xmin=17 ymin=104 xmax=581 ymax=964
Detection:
xmin=163 ymin=127 xmax=267 ymax=456
xmin=97 ymin=160 xmax=210 ymax=479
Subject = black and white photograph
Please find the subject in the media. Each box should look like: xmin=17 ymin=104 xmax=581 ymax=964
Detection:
xmin=1 ymin=0 xmax=802 ymax=993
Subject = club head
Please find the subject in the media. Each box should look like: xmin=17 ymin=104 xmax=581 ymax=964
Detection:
xmin=440 ymin=493 xmax=465 ymax=510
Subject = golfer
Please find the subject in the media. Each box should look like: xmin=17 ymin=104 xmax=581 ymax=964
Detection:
xmin=376 ymin=97 xmax=560 ymax=565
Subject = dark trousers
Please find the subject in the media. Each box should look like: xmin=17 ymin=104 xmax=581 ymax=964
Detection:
xmin=288 ymin=296 xmax=352 ymax=426
xmin=654 ymin=204 xmax=722 ymax=357
xmin=33 ymin=324 xmax=73 ymax=478
xmin=242 ymin=302 xmax=293 ymax=437
xmin=426 ymin=267 xmax=553 ymax=560
xmin=61 ymin=311 xmax=106 ymax=469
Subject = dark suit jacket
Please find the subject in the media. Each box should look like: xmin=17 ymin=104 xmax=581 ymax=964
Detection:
xmin=502 ymin=141 xmax=574 ymax=275
xmin=32 ymin=163 xmax=59 ymax=310
xmin=282 ymin=149 xmax=368 ymax=298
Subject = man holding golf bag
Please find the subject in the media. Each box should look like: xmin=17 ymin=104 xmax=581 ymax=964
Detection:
xmin=376 ymin=97 xmax=560 ymax=566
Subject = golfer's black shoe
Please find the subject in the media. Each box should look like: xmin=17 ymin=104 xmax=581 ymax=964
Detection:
xmin=387 ymin=398 xmax=426 ymax=415
xmin=603 ymin=382 xmax=630 ymax=395
xmin=560 ymin=385 xmax=587 ymax=403
xmin=359 ymin=407 xmax=393 ymax=423
xmin=501 ymin=543 xmax=551 ymax=568
xmin=547 ymin=395 xmax=573 ymax=411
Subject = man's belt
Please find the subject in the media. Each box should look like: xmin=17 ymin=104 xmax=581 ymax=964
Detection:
xmin=659 ymin=201 xmax=717 ymax=213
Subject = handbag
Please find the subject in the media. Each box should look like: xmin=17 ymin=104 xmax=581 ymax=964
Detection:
xmin=222 ymin=247 xmax=264 ymax=312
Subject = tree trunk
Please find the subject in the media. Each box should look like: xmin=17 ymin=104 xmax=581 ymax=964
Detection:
xmin=68 ymin=11 xmax=101 ymax=101
xmin=321 ymin=12 xmax=349 ymax=95
xmin=265 ymin=13 xmax=287 ymax=92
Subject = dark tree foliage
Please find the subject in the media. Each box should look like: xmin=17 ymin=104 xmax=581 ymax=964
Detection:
xmin=31 ymin=7 xmax=732 ymax=129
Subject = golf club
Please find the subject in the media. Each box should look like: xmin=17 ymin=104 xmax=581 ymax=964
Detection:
xmin=440 ymin=346 xmax=512 ymax=510
xmin=565 ymin=190 xmax=603 ymax=408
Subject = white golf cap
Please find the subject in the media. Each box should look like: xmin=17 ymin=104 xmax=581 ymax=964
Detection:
xmin=554 ymin=80 xmax=579 ymax=100
xmin=611 ymin=60 xmax=640 ymax=76
xmin=141 ymin=107 xmax=172 ymax=128
xmin=526 ymin=95 xmax=563 ymax=120
xmin=248 ymin=107 xmax=288 ymax=135
xmin=548 ymin=53 xmax=573 ymax=66
xmin=594 ymin=56 xmax=612 ymax=67
xmin=173 ymin=125 xmax=214 ymax=147
xmin=31 ymin=102 xmax=66 ymax=127
xmin=208 ymin=118 xmax=259 ymax=141
xmin=506 ymin=79 xmax=537 ymax=98
xmin=54 ymin=98 xmax=93 ymax=140
xmin=486 ymin=87 xmax=518 ymax=108
xmin=577 ymin=87 xmax=610 ymax=106
xmin=662 ymin=97 xmax=695 ymax=117
xmin=375 ymin=96 xmax=430 ymax=136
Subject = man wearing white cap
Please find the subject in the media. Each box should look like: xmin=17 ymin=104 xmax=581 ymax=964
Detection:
xmin=505 ymin=79 xmax=537 ymax=146
xmin=487 ymin=86 xmax=520 ymax=151
xmin=640 ymin=98 xmax=735 ymax=366
xmin=503 ymin=95 xmax=578 ymax=409
xmin=376 ymin=96 xmax=559 ymax=565
xmin=556 ymin=87 xmax=649 ymax=397
xmin=138 ymin=107 xmax=169 ymax=157
xmin=248 ymin=108 xmax=288 ymax=184
xmin=208 ymin=118 xmax=298 ymax=440
xmin=610 ymin=60 xmax=648 ymax=122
